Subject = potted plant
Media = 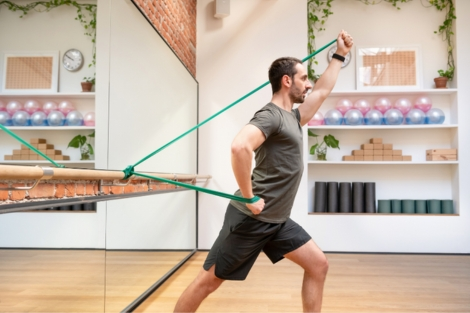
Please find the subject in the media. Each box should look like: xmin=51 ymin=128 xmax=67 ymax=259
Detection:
xmin=81 ymin=76 xmax=95 ymax=92
xmin=67 ymin=131 xmax=95 ymax=160
xmin=434 ymin=67 xmax=453 ymax=89
xmin=308 ymin=130 xmax=340 ymax=161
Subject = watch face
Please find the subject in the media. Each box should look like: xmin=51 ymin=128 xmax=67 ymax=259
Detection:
xmin=63 ymin=49 xmax=83 ymax=71
xmin=327 ymin=45 xmax=351 ymax=68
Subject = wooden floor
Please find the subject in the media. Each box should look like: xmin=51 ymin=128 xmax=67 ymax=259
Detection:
xmin=136 ymin=252 xmax=470 ymax=313
xmin=0 ymin=249 xmax=189 ymax=313
xmin=1 ymin=250 xmax=469 ymax=312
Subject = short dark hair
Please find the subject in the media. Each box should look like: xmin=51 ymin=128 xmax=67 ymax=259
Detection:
xmin=268 ymin=57 xmax=303 ymax=94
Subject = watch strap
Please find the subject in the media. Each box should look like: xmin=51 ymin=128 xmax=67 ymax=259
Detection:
xmin=332 ymin=53 xmax=346 ymax=62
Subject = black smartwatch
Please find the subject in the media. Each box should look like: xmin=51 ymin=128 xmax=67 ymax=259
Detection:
xmin=332 ymin=53 xmax=345 ymax=62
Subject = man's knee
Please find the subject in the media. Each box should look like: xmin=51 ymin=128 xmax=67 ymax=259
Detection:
xmin=196 ymin=266 xmax=224 ymax=294
xmin=307 ymin=252 xmax=329 ymax=278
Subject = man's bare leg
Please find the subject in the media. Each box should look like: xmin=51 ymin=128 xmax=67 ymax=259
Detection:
xmin=174 ymin=265 xmax=224 ymax=312
xmin=284 ymin=239 xmax=329 ymax=312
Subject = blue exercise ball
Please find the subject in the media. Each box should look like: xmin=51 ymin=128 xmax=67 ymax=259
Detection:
xmin=31 ymin=111 xmax=48 ymax=126
xmin=0 ymin=111 xmax=12 ymax=126
xmin=425 ymin=108 xmax=445 ymax=124
xmin=364 ymin=109 xmax=383 ymax=125
xmin=384 ymin=109 xmax=404 ymax=125
xmin=12 ymin=111 xmax=31 ymax=126
xmin=344 ymin=109 xmax=364 ymax=126
xmin=66 ymin=110 xmax=84 ymax=126
xmin=47 ymin=110 xmax=65 ymax=126
xmin=324 ymin=109 xmax=343 ymax=125
xmin=406 ymin=109 xmax=426 ymax=125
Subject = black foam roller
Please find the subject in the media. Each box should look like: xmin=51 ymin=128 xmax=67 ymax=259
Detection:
xmin=364 ymin=182 xmax=376 ymax=213
xmin=72 ymin=204 xmax=82 ymax=211
xmin=339 ymin=182 xmax=352 ymax=213
xmin=327 ymin=182 xmax=339 ymax=213
xmin=83 ymin=202 xmax=96 ymax=211
xmin=314 ymin=182 xmax=327 ymax=212
xmin=352 ymin=182 xmax=364 ymax=213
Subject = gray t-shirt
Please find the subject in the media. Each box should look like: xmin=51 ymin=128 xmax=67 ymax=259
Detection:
xmin=230 ymin=102 xmax=304 ymax=223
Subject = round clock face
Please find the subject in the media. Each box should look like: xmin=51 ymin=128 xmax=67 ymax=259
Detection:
xmin=62 ymin=49 xmax=83 ymax=71
xmin=327 ymin=45 xmax=351 ymax=68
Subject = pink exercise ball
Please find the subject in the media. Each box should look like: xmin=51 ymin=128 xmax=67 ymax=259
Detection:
xmin=24 ymin=100 xmax=41 ymax=114
xmin=353 ymin=99 xmax=371 ymax=115
xmin=307 ymin=111 xmax=324 ymax=126
xmin=43 ymin=101 xmax=58 ymax=115
xmin=393 ymin=98 xmax=412 ymax=115
xmin=414 ymin=96 xmax=433 ymax=113
xmin=58 ymin=101 xmax=75 ymax=115
xmin=335 ymin=98 xmax=353 ymax=114
xmin=374 ymin=97 xmax=392 ymax=114
xmin=83 ymin=112 xmax=95 ymax=126
xmin=0 ymin=100 xmax=6 ymax=111
xmin=6 ymin=101 xmax=23 ymax=115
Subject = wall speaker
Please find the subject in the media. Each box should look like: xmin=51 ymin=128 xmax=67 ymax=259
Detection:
xmin=215 ymin=0 xmax=230 ymax=18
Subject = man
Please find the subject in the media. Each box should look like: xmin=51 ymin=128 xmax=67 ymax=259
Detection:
xmin=174 ymin=30 xmax=354 ymax=313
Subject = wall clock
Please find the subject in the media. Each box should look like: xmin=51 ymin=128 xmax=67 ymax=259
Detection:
xmin=62 ymin=49 xmax=83 ymax=72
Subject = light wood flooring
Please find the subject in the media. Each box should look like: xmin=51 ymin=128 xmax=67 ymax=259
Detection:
xmin=136 ymin=251 xmax=470 ymax=313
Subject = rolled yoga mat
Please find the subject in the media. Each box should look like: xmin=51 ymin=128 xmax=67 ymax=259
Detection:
xmin=415 ymin=200 xmax=427 ymax=214
xmin=339 ymin=182 xmax=352 ymax=213
xmin=441 ymin=200 xmax=454 ymax=214
xmin=378 ymin=200 xmax=391 ymax=213
xmin=391 ymin=199 xmax=402 ymax=214
xmin=352 ymin=182 xmax=364 ymax=213
xmin=327 ymin=182 xmax=339 ymax=213
xmin=402 ymin=200 xmax=415 ymax=214
xmin=314 ymin=182 xmax=327 ymax=212
xmin=427 ymin=199 xmax=441 ymax=214
xmin=364 ymin=182 xmax=376 ymax=213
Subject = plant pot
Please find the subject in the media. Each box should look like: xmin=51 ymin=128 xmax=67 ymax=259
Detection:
xmin=316 ymin=145 xmax=327 ymax=161
xmin=81 ymin=82 xmax=93 ymax=92
xmin=434 ymin=77 xmax=448 ymax=89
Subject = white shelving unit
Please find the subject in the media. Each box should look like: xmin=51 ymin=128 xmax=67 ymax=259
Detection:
xmin=0 ymin=93 xmax=95 ymax=169
xmin=306 ymin=89 xmax=459 ymax=216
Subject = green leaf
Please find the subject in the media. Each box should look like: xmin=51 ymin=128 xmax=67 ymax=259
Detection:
xmin=308 ymin=130 xmax=318 ymax=137
xmin=87 ymin=143 xmax=94 ymax=155
xmin=88 ymin=131 xmax=95 ymax=138
xmin=67 ymin=135 xmax=82 ymax=148
xmin=310 ymin=144 xmax=318 ymax=155
xmin=324 ymin=134 xmax=340 ymax=149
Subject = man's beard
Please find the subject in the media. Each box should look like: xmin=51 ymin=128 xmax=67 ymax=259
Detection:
xmin=289 ymin=85 xmax=306 ymax=103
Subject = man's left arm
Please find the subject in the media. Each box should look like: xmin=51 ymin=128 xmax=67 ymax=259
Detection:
xmin=298 ymin=30 xmax=354 ymax=126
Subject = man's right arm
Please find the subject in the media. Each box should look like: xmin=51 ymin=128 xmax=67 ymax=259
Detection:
xmin=231 ymin=124 xmax=266 ymax=214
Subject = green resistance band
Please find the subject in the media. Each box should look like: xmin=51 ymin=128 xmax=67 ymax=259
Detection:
xmin=123 ymin=38 xmax=337 ymax=179
xmin=0 ymin=124 xmax=64 ymax=168
xmin=133 ymin=172 xmax=261 ymax=204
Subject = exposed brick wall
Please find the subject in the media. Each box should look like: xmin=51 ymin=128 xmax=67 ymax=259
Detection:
xmin=0 ymin=179 xmax=193 ymax=204
xmin=133 ymin=0 xmax=197 ymax=76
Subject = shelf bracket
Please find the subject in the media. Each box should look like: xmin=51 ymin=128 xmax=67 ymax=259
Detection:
xmin=0 ymin=166 xmax=54 ymax=191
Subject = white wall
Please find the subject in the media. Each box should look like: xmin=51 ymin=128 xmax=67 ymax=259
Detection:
xmin=197 ymin=0 xmax=470 ymax=253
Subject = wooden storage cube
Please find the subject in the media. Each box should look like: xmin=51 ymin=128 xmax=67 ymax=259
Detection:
xmin=373 ymin=144 xmax=384 ymax=150
xmin=364 ymin=156 xmax=374 ymax=161
xmin=38 ymin=144 xmax=54 ymax=150
xmin=29 ymin=155 xmax=38 ymax=160
xmin=30 ymin=138 xmax=46 ymax=144
xmin=20 ymin=155 xmax=29 ymax=160
xmin=373 ymin=156 xmax=383 ymax=161
xmin=426 ymin=149 xmax=457 ymax=155
xmin=392 ymin=150 xmax=402 ymax=156
xmin=373 ymin=150 xmax=383 ymax=156
xmin=352 ymin=150 xmax=364 ymax=156
xmin=22 ymin=143 xmax=38 ymax=149
xmin=370 ymin=138 xmax=383 ymax=144
xmin=20 ymin=149 xmax=30 ymax=155
xmin=364 ymin=150 xmax=373 ymax=156
xmin=383 ymin=144 xmax=393 ymax=150
xmin=54 ymin=155 xmax=70 ymax=161
xmin=4 ymin=155 xmax=13 ymax=160
xmin=361 ymin=144 xmax=374 ymax=150
xmin=402 ymin=155 xmax=412 ymax=161
xmin=12 ymin=155 xmax=22 ymax=160
xmin=383 ymin=156 xmax=393 ymax=161
xmin=383 ymin=150 xmax=393 ymax=156
xmin=46 ymin=149 xmax=62 ymax=155
xmin=13 ymin=149 xmax=22 ymax=155
xmin=354 ymin=156 xmax=364 ymax=161
xmin=393 ymin=156 xmax=403 ymax=161
xmin=343 ymin=155 xmax=355 ymax=161
xmin=426 ymin=155 xmax=457 ymax=161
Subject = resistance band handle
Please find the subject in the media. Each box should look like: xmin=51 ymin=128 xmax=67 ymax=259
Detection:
xmin=0 ymin=124 xmax=65 ymax=168
xmin=122 ymin=38 xmax=338 ymax=178
xmin=133 ymin=172 xmax=261 ymax=204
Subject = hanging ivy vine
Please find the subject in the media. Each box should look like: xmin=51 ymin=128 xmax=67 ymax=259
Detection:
xmin=307 ymin=0 xmax=456 ymax=81
xmin=0 ymin=0 xmax=97 ymax=73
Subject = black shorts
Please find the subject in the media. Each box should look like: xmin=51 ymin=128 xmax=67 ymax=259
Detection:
xmin=203 ymin=204 xmax=312 ymax=280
